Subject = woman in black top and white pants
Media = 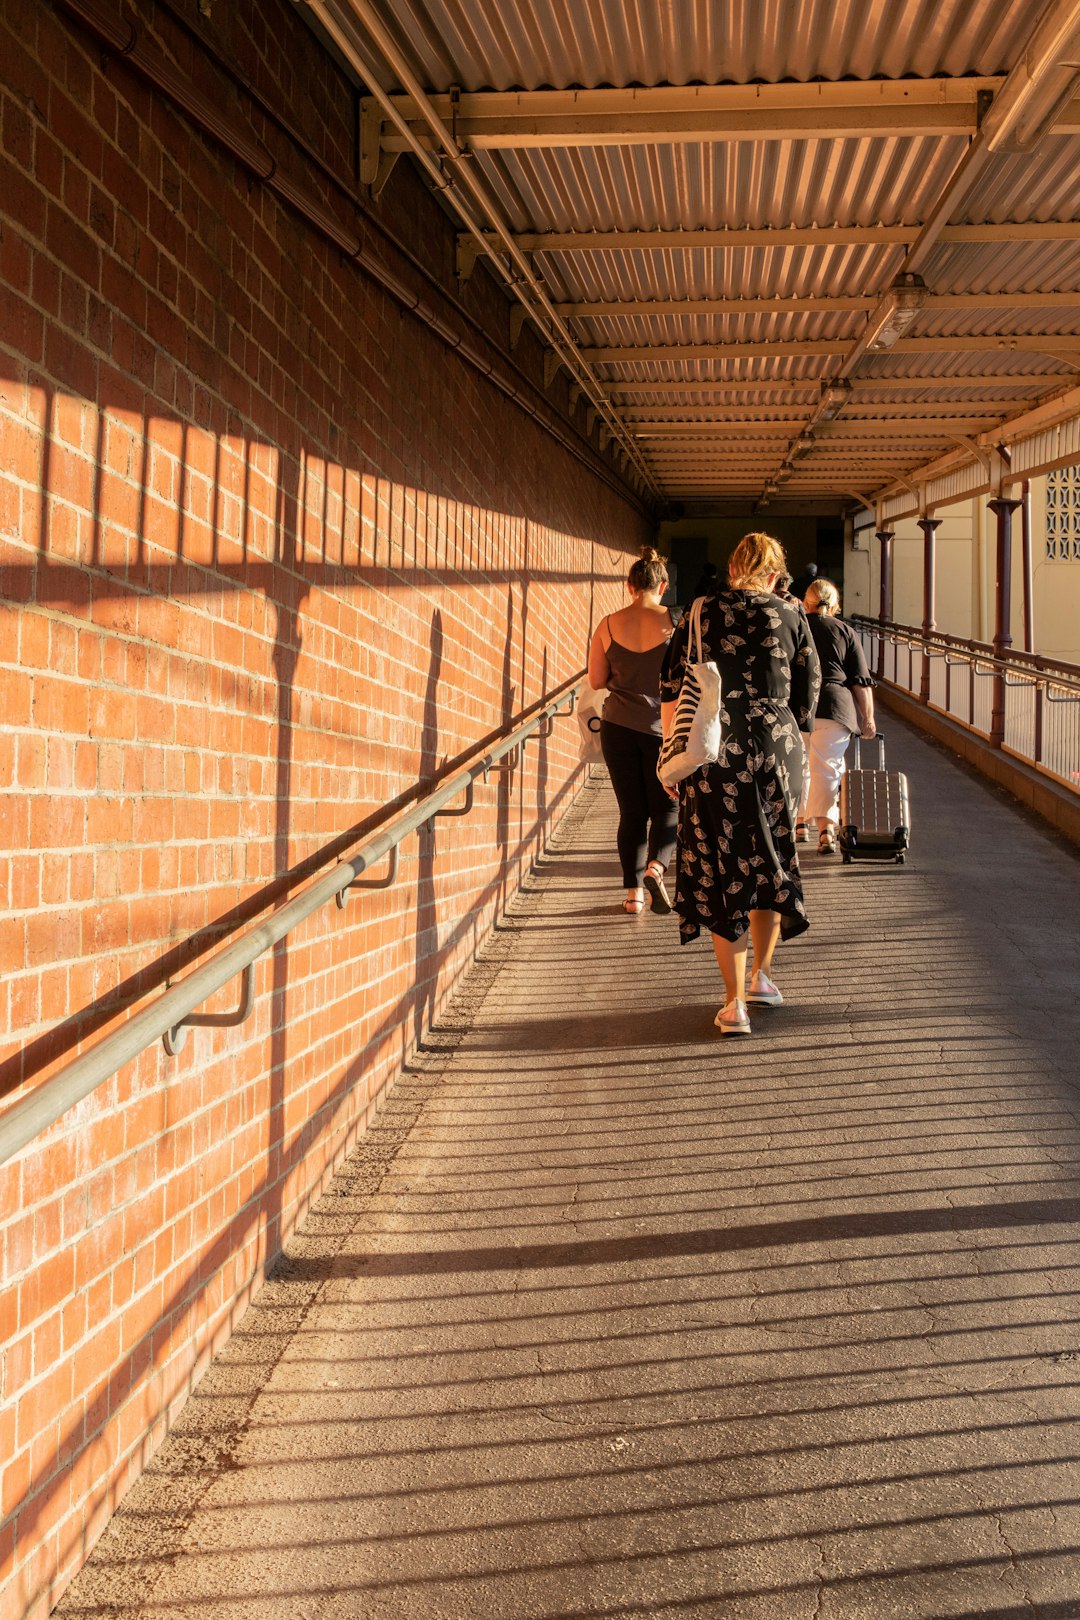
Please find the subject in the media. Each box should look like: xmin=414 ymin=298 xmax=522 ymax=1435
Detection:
xmin=802 ymin=579 xmax=876 ymax=853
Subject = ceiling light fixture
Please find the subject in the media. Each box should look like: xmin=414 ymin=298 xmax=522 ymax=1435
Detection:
xmin=818 ymin=380 xmax=852 ymax=420
xmin=865 ymin=274 xmax=928 ymax=351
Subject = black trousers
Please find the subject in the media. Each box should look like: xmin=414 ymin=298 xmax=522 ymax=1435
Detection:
xmin=599 ymin=719 xmax=679 ymax=887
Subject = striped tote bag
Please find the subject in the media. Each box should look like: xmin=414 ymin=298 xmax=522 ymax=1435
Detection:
xmin=657 ymin=595 xmax=723 ymax=788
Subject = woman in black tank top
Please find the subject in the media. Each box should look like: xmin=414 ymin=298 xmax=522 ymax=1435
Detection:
xmin=587 ymin=547 xmax=678 ymax=915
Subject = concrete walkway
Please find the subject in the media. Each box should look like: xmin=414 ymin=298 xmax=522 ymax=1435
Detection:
xmin=59 ymin=716 xmax=1080 ymax=1620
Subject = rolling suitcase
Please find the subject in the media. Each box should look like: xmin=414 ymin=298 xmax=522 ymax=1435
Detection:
xmin=838 ymin=733 xmax=911 ymax=865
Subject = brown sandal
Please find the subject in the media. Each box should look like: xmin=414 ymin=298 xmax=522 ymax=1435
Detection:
xmin=643 ymin=863 xmax=672 ymax=914
xmin=623 ymin=894 xmax=645 ymax=914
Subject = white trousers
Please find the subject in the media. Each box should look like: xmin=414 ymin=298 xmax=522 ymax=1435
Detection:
xmin=801 ymin=717 xmax=853 ymax=827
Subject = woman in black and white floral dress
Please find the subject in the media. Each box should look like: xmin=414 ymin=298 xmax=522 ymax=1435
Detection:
xmin=660 ymin=532 xmax=820 ymax=1036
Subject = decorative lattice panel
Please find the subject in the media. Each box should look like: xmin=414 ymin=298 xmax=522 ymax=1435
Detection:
xmin=1046 ymin=465 xmax=1080 ymax=561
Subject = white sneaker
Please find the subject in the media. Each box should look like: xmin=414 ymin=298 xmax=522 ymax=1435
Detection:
xmin=746 ymin=970 xmax=783 ymax=1007
xmin=715 ymin=999 xmax=751 ymax=1036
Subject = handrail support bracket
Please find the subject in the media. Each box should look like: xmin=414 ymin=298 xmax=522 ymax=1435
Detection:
xmin=164 ymin=963 xmax=256 ymax=1057
xmin=336 ymin=844 xmax=400 ymax=907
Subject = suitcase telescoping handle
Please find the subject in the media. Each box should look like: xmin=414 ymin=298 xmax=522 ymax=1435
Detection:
xmin=850 ymin=731 xmax=886 ymax=771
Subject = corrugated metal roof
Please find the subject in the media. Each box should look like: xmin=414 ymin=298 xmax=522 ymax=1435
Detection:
xmin=341 ymin=0 xmax=1080 ymax=508
xmin=540 ymin=242 xmax=901 ymax=304
xmin=382 ymin=0 xmax=1048 ymax=93
xmin=485 ymin=136 xmax=969 ymax=235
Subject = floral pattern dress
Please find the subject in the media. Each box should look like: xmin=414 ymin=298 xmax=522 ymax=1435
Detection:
xmin=660 ymin=589 xmax=821 ymax=945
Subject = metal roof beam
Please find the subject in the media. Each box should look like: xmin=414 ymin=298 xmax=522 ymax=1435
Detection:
xmin=591 ymin=341 xmax=848 ymax=362
xmin=646 ymin=462 xmax=944 ymax=471
xmin=846 ymin=374 xmax=1079 ymax=390
xmin=633 ymin=418 xmax=1005 ymax=436
xmin=647 ymin=462 xmax=796 ymax=468
xmin=468 ymin=222 xmax=1080 ymax=254
xmin=608 ymin=380 xmax=822 ymax=395
xmin=366 ymin=79 xmax=1080 ymax=150
xmin=635 ymin=423 xmax=804 ymax=436
xmin=556 ymin=292 xmax=1080 ymax=319
xmin=643 ymin=451 xmax=921 ymax=462
xmin=624 ymin=403 xmax=1040 ymax=420
xmin=605 ymin=375 xmax=1073 ymax=394
xmin=585 ymin=335 xmax=1080 ymax=363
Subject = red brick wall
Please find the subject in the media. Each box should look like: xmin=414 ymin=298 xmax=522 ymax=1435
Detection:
xmin=0 ymin=3 xmax=651 ymax=1614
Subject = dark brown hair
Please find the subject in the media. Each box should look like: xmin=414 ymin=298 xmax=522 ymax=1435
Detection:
xmin=627 ymin=545 xmax=668 ymax=593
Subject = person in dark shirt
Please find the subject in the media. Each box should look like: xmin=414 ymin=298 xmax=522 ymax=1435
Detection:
xmin=801 ymin=577 xmax=875 ymax=853
xmin=588 ymin=547 xmax=678 ymax=915
xmin=789 ymin=561 xmax=819 ymax=602
xmin=689 ymin=560 xmax=718 ymax=599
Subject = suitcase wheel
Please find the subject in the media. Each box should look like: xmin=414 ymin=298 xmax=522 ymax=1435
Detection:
xmin=842 ymin=853 xmax=852 ymax=865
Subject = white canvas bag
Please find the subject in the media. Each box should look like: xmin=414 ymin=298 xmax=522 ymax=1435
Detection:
xmin=576 ymin=680 xmax=605 ymax=763
xmin=657 ymin=596 xmax=723 ymax=788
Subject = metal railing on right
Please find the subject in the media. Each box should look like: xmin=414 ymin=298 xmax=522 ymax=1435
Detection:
xmin=0 ymin=671 xmax=586 ymax=1169
xmin=854 ymin=617 xmax=1080 ymax=794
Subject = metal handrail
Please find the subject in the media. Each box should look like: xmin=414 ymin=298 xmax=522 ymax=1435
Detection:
xmin=854 ymin=616 xmax=1080 ymax=692
xmin=856 ymin=616 xmax=1080 ymax=789
xmin=0 ymin=671 xmax=586 ymax=1167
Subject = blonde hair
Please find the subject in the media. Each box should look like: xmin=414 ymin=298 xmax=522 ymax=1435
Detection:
xmin=627 ymin=545 xmax=668 ymax=593
xmin=806 ymin=577 xmax=840 ymax=614
xmin=728 ymin=531 xmax=787 ymax=589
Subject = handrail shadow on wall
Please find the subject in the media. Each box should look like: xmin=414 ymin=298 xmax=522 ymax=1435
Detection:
xmin=0 ymin=672 xmax=586 ymax=1168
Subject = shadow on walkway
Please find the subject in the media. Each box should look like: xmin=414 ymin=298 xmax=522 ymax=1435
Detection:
xmin=57 ymin=714 xmax=1080 ymax=1620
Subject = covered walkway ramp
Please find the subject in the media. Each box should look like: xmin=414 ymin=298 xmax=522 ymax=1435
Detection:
xmin=54 ymin=717 xmax=1080 ymax=1618
xmin=4 ymin=2 xmax=1080 ymax=1618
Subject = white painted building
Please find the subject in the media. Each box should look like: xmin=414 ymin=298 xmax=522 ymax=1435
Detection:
xmin=846 ymin=466 xmax=1080 ymax=665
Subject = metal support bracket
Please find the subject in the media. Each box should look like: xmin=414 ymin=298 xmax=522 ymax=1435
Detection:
xmin=484 ymin=745 xmax=520 ymax=781
xmin=544 ymin=350 xmax=561 ymax=388
xmin=163 ymin=964 xmax=256 ymax=1057
xmin=509 ymin=306 xmax=527 ymax=350
xmin=358 ymin=97 xmax=401 ymax=199
xmin=359 ymin=97 xmax=383 ymax=187
xmin=371 ymin=150 xmax=401 ymax=201
xmin=456 ymin=235 xmax=482 ymax=289
xmin=336 ymin=844 xmax=400 ymax=908
xmin=435 ymin=778 xmax=475 ymax=817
